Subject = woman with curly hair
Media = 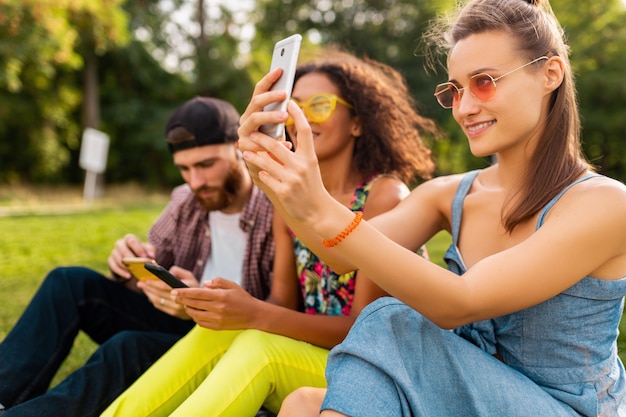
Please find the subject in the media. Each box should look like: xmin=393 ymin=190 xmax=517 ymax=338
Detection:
xmin=101 ymin=48 xmax=436 ymax=417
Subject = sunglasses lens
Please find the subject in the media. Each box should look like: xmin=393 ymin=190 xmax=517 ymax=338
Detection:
xmin=307 ymin=96 xmax=333 ymax=123
xmin=288 ymin=95 xmax=347 ymax=125
xmin=470 ymin=74 xmax=496 ymax=101
xmin=434 ymin=84 xmax=458 ymax=109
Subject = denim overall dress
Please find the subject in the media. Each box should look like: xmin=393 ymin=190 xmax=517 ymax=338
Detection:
xmin=322 ymin=171 xmax=626 ymax=416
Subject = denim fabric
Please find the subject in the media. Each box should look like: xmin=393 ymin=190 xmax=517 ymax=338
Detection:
xmin=0 ymin=266 xmax=193 ymax=416
xmin=324 ymin=298 xmax=579 ymax=416
xmin=322 ymin=172 xmax=626 ymax=416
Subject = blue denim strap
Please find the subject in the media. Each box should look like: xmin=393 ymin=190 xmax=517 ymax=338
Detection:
xmin=450 ymin=170 xmax=480 ymax=247
xmin=535 ymin=173 xmax=600 ymax=230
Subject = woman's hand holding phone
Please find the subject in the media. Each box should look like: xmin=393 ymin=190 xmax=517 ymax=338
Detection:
xmin=259 ymin=34 xmax=301 ymax=139
xmin=240 ymin=96 xmax=330 ymax=228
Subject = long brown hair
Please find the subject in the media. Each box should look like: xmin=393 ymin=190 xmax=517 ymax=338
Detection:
xmin=427 ymin=0 xmax=592 ymax=232
xmin=294 ymin=48 xmax=437 ymax=184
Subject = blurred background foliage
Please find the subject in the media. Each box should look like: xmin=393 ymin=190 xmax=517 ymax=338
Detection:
xmin=0 ymin=0 xmax=624 ymax=189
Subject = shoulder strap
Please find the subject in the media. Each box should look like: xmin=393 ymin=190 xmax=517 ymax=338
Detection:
xmin=349 ymin=173 xmax=388 ymax=211
xmin=535 ymin=174 xmax=600 ymax=229
xmin=450 ymin=170 xmax=480 ymax=246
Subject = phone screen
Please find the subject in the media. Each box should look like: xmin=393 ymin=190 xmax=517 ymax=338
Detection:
xmin=143 ymin=263 xmax=189 ymax=288
xmin=259 ymin=34 xmax=302 ymax=139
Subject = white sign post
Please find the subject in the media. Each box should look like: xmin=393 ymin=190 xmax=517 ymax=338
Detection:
xmin=79 ymin=128 xmax=110 ymax=205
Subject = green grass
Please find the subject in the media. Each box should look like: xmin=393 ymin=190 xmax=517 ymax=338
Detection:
xmin=0 ymin=200 xmax=167 ymax=387
xmin=0 ymin=203 xmax=624 ymax=392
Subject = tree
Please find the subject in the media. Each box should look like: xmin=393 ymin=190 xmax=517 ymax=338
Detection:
xmin=551 ymin=0 xmax=626 ymax=182
xmin=94 ymin=0 xmax=257 ymax=188
xmin=0 ymin=0 xmax=254 ymax=187
xmin=0 ymin=0 xmax=129 ymax=183
xmin=191 ymin=1 xmax=256 ymax=108
xmin=249 ymin=0 xmax=626 ymax=180
xmin=2 ymin=0 xmax=624 ymax=185
xmin=248 ymin=0 xmax=488 ymax=177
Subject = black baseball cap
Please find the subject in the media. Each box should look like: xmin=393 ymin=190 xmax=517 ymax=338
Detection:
xmin=165 ymin=97 xmax=240 ymax=153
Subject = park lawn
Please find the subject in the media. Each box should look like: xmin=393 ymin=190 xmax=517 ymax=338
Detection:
xmin=1 ymin=206 xmax=625 ymax=389
xmin=0 ymin=202 xmax=166 ymax=387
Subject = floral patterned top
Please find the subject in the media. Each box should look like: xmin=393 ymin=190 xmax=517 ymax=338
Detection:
xmin=292 ymin=174 xmax=429 ymax=316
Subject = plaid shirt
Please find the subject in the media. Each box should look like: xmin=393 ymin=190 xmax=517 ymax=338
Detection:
xmin=148 ymin=184 xmax=274 ymax=300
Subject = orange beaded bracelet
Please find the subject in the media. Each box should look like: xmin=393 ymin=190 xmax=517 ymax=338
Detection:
xmin=322 ymin=211 xmax=363 ymax=248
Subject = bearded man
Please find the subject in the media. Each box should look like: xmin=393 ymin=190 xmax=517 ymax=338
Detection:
xmin=0 ymin=97 xmax=275 ymax=417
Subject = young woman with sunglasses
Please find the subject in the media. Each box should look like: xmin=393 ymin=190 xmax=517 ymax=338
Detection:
xmin=239 ymin=0 xmax=626 ymax=415
xmin=101 ymin=49 xmax=436 ymax=417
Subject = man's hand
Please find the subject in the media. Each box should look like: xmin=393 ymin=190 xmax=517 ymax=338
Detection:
xmin=107 ymin=234 xmax=156 ymax=281
xmin=172 ymin=278 xmax=264 ymax=330
xmin=137 ymin=266 xmax=198 ymax=320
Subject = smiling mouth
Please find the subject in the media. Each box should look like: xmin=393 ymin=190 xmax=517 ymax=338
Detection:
xmin=466 ymin=120 xmax=495 ymax=134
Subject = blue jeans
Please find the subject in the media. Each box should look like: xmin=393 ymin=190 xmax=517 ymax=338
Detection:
xmin=322 ymin=297 xmax=579 ymax=417
xmin=0 ymin=266 xmax=194 ymax=416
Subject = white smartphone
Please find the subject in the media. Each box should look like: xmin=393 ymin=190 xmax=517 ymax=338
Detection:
xmin=259 ymin=34 xmax=302 ymax=139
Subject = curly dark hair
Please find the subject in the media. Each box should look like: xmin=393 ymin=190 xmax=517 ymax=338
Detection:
xmin=294 ymin=48 xmax=437 ymax=184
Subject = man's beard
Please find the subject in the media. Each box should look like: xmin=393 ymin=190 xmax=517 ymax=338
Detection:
xmin=194 ymin=163 xmax=244 ymax=212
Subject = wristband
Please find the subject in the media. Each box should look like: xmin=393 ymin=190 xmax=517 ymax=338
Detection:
xmin=322 ymin=211 xmax=363 ymax=248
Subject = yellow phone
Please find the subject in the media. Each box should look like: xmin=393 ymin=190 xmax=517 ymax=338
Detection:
xmin=122 ymin=257 xmax=158 ymax=281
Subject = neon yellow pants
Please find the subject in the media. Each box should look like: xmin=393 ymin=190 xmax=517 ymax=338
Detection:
xmin=101 ymin=326 xmax=329 ymax=417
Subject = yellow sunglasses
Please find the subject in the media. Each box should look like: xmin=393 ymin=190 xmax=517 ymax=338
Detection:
xmin=285 ymin=94 xmax=353 ymax=127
